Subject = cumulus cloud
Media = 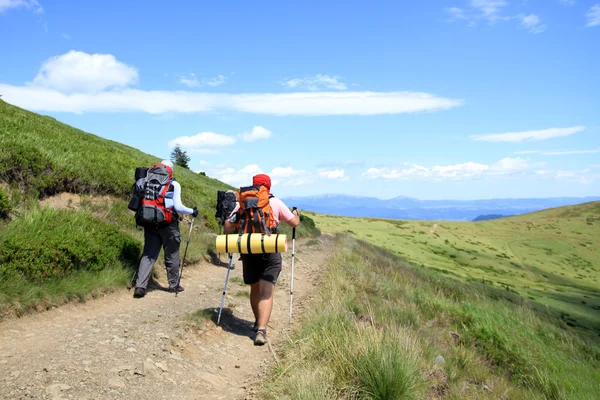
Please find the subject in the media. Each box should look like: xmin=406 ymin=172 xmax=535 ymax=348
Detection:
xmin=180 ymin=73 xmax=226 ymax=88
xmin=520 ymin=14 xmax=546 ymax=33
xmin=240 ymin=126 xmax=272 ymax=142
xmin=318 ymin=169 xmax=348 ymax=181
xmin=283 ymin=74 xmax=348 ymax=91
xmin=0 ymin=0 xmax=43 ymax=14
xmin=2 ymin=51 xmax=462 ymax=115
xmin=30 ymin=50 xmax=138 ymax=93
xmin=209 ymin=165 xmax=347 ymax=187
xmin=362 ymin=157 xmax=538 ymax=181
xmin=446 ymin=1 xmax=547 ymax=33
xmin=586 ymin=5 xmax=600 ymax=27
xmin=446 ymin=7 xmax=468 ymax=20
xmin=206 ymin=74 xmax=226 ymax=87
xmin=179 ymin=73 xmax=200 ymax=87
xmin=168 ymin=132 xmax=236 ymax=153
xmin=470 ymin=0 xmax=507 ymax=21
xmin=470 ymin=126 xmax=585 ymax=142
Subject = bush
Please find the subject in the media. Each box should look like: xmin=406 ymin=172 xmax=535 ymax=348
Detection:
xmin=0 ymin=139 xmax=56 ymax=196
xmin=278 ymin=212 xmax=321 ymax=239
xmin=0 ymin=208 xmax=141 ymax=281
xmin=0 ymin=187 xmax=11 ymax=219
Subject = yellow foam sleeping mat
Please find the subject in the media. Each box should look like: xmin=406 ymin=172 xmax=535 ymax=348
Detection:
xmin=215 ymin=233 xmax=288 ymax=254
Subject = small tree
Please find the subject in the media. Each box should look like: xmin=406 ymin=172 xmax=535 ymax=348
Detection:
xmin=198 ymin=171 xmax=206 ymax=176
xmin=170 ymin=144 xmax=190 ymax=169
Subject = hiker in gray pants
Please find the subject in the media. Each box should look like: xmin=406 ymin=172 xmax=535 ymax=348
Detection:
xmin=134 ymin=160 xmax=198 ymax=298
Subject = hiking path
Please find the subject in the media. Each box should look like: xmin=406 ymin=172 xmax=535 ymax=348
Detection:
xmin=0 ymin=235 xmax=333 ymax=400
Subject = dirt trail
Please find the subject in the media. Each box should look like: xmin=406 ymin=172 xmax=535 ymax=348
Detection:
xmin=0 ymin=235 xmax=333 ymax=400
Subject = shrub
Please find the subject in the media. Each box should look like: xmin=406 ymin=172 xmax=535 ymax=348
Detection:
xmin=0 ymin=187 xmax=11 ymax=219
xmin=0 ymin=208 xmax=141 ymax=281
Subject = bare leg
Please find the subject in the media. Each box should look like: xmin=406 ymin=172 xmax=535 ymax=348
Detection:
xmin=256 ymin=279 xmax=275 ymax=330
xmin=250 ymin=282 xmax=260 ymax=322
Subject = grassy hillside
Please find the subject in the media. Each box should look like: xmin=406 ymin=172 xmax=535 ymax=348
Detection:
xmin=0 ymin=100 xmax=233 ymax=316
xmin=309 ymin=202 xmax=600 ymax=335
xmin=0 ymin=99 xmax=319 ymax=317
xmin=263 ymin=235 xmax=600 ymax=399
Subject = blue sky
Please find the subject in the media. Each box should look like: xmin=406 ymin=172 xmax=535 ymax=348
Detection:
xmin=1 ymin=0 xmax=599 ymax=200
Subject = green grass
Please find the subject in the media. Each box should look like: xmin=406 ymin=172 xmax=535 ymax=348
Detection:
xmin=0 ymin=100 xmax=233 ymax=316
xmin=0 ymin=99 xmax=230 ymax=227
xmin=0 ymin=208 xmax=141 ymax=316
xmin=263 ymin=235 xmax=600 ymax=400
xmin=308 ymin=202 xmax=600 ymax=335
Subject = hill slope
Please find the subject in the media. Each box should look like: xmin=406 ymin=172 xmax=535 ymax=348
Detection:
xmin=0 ymin=100 xmax=233 ymax=316
xmin=309 ymin=201 xmax=600 ymax=335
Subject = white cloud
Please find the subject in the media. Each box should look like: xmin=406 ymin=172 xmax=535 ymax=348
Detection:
xmin=520 ymin=14 xmax=546 ymax=33
xmin=210 ymin=165 xmax=329 ymax=188
xmin=363 ymin=157 xmax=538 ymax=181
xmin=206 ymin=74 xmax=226 ymax=87
xmin=30 ymin=50 xmax=138 ymax=93
xmin=283 ymin=74 xmax=348 ymax=91
xmin=515 ymin=148 xmax=600 ymax=156
xmin=240 ymin=126 xmax=272 ymax=142
xmin=447 ymin=1 xmax=547 ymax=33
xmin=0 ymin=0 xmax=43 ymax=14
xmin=470 ymin=126 xmax=585 ymax=142
xmin=446 ymin=7 xmax=468 ymax=20
xmin=2 ymin=52 xmax=462 ymax=115
xmin=168 ymin=132 xmax=236 ymax=151
xmin=0 ymin=85 xmax=463 ymax=116
xmin=586 ymin=5 xmax=600 ymax=27
xmin=180 ymin=73 xmax=226 ymax=88
xmin=469 ymin=0 xmax=507 ymax=21
xmin=180 ymin=73 xmax=200 ymax=87
xmin=318 ymin=169 xmax=348 ymax=181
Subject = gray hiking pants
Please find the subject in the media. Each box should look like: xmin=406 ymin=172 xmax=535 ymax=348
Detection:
xmin=135 ymin=222 xmax=181 ymax=290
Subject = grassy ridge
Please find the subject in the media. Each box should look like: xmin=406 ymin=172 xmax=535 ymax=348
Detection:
xmin=309 ymin=202 xmax=600 ymax=335
xmin=0 ymin=99 xmax=229 ymax=227
xmin=263 ymin=235 xmax=600 ymax=399
xmin=0 ymin=100 xmax=233 ymax=316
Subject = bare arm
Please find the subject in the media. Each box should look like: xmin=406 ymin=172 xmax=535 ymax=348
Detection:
xmin=286 ymin=209 xmax=300 ymax=228
xmin=224 ymin=219 xmax=237 ymax=234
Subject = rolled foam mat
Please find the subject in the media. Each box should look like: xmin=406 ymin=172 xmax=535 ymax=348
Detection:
xmin=215 ymin=234 xmax=288 ymax=254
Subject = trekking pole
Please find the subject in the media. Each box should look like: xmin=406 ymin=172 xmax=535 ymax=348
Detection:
xmin=289 ymin=207 xmax=297 ymax=320
xmin=217 ymin=253 xmax=235 ymax=325
xmin=175 ymin=217 xmax=195 ymax=297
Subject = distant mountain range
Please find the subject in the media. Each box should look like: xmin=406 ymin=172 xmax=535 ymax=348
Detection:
xmin=281 ymin=194 xmax=600 ymax=221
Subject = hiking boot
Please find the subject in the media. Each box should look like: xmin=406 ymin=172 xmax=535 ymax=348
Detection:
xmin=133 ymin=288 xmax=146 ymax=298
xmin=254 ymin=329 xmax=267 ymax=346
xmin=168 ymin=285 xmax=184 ymax=293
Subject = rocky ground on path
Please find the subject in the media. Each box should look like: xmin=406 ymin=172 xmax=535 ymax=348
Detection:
xmin=0 ymin=235 xmax=333 ymax=400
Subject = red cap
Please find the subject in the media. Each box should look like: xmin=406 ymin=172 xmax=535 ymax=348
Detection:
xmin=253 ymin=174 xmax=271 ymax=190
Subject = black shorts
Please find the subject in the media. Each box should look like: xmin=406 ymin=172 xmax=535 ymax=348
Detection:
xmin=241 ymin=253 xmax=283 ymax=285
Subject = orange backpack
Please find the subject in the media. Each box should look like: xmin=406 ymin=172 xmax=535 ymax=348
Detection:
xmin=238 ymin=185 xmax=277 ymax=235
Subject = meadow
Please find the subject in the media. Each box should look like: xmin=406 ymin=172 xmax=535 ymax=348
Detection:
xmin=263 ymin=235 xmax=600 ymax=399
xmin=308 ymin=201 xmax=600 ymax=335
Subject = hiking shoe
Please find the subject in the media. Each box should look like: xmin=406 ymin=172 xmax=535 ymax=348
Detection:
xmin=133 ymin=288 xmax=146 ymax=298
xmin=254 ymin=329 xmax=267 ymax=346
xmin=168 ymin=285 xmax=184 ymax=293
